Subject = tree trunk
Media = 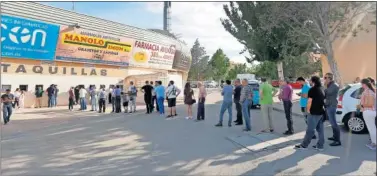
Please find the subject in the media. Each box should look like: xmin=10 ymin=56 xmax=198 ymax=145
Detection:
xmin=325 ymin=42 xmax=343 ymax=87
xmin=277 ymin=61 xmax=284 ymax=80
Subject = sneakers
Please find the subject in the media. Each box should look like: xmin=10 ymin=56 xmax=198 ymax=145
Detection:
xmin=312 ymin=145 xmax=324 ymax=151
xmin=366 ymin=143 xmax=376 ymax=150
xmin=215 ymin=123 xmax=222 ymax=127
xmin=294 ymin=144 xmax=308 ymax=150
xmin=283 ymin=131 xmax=294 ymax=135
xmin=329 ymin=141 xmax=342 ymax=147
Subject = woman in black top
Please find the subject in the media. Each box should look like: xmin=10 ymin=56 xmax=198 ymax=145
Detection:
xmin=184 ymin=82 xmax=194 ymax=120
xmin=295 ymin=76 xmax=325 ymax=151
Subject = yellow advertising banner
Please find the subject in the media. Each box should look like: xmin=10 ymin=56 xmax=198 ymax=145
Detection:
xmin=130 ymin=40 xmax=176 ymax=70
xmin=55 ymin=26 xmax=134 ymax=66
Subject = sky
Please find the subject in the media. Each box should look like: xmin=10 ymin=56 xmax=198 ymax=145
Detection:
xmin=40 ymin=2 xmax=248 ymax=64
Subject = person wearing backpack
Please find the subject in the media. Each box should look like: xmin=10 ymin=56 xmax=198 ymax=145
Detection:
xmin=360 ymin=78 xmax=376 ymax=150
xmin=34 ymin=86 xmax=44 ymax=108
xmin=128 ymin=81 xmax=138 ymax=113
xmin=165 ymin=80 xmax=181 ymax=118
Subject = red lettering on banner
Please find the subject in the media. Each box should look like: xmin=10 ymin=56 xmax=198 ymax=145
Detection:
xmin=135 ymin=41 xmax=160 ymax=51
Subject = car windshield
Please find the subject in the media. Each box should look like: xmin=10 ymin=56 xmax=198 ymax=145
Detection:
xmin=339 ymin=84 xmax=351 ymax=96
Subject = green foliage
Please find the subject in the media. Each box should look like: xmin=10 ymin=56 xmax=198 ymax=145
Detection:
xmin=208 ymin=49 xmax=230 ymax=81
xmin=226 ymin=63 xmax=248 ymax=80
xmin=221 ymin=2 xmax=312 ymax=63
xmin=188 ymin=39 xmax=207 ymax=80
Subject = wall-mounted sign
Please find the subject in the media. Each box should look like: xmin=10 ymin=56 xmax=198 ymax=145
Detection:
xmin=172 ymin=50 xmax=191 ymax=71
xmin=55 ymin=26 xmax=133 ymax=66
xmin=130 ymin=40 xmax=175 ymax=70
xmin=1 ymin=63 xmax=108 ymax=76
xmin=1 ymin=15 xmax=60 ymax=60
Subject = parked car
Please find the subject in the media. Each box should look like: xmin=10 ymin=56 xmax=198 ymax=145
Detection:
xmin=248 ymin=80 xmax=260 ymax=109
xmin=336 ymin=83 xmax=368 ymax=134
xmin=204 ymin=81 xmax=218 ymax=88
xmin=189 ymin=81 xmax=198 ymax=88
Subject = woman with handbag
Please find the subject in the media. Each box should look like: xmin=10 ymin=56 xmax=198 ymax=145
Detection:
xmin=184 ymin=82 xmax=195 ymax=120
xmin=359 ymin=78 xmax=376 ymax=150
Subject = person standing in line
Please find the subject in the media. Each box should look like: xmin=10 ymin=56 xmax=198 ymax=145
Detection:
xmin=54 ymin=85 xmax=59 ymax=107
xmin=150 ymin=81 xmax=157 ymax=112
xmin=141 ymin=81 xmax=154 ymax=114
xmin=46 ymin=84 xmax=55 ymax=108
xmin=128 ymin=81 xmax=138 ymax=113
xmin=114 ymin=85 xmax=122 ymax=113
xmin=295 ymin=76 xmax=325 ymax=151
xmin=154 ymin=81 xmax=160 ymax=112
xmin=196 ymin=82 xmax=207 ymax=122
xmin=233 ymin=79 xmax=243 ymax=125
xmin=324 ymin=73 xmax=341 ymax=146
xmin=166 ymin=80 xmax=181 ymax=118
xmin=155 ymin=81 xmax=166 ymax=116
xmin=35 ymin=87 xmax=43 ymax=108
xmin=111 ymin=87 xmax=116 ymax=113
xmin=122 ymin=92 xmax=129 ymax=113
xmin=90 ymin=86 xmax=98 ymax=112
xmin=184 ymin=82 xmax=195 ymax=120
xmin=296 ymin=77 xmax=316 ymax=139
xmin=359 ymin=78 xmax=376 ymax=150
xmin=215 ymin=80 xmax=234 ymax=127
xmin=260 ymin=78 xmax=278 ymax=133
xmin=279 ymin=79 xmax=294 ymax=135
xmin=2 ymin=89 xmax=14 ymax=125
xmin=19 ymin=90 xmax=25 ymax=109
xmin=79 ymin=86 xmax=87 ymax=111
xmin=98 ymin=88 xmax=107 ymax=113
xmin=68 ymin=87 xmax=75 ymax=111
xmin=240 ymin=79 xmax=253 ymax=131
xmin=74 ymin=86 xmax=80 ymax=105
xmin=108 ymin=86 xmax=113 ymax=104
xmin=13 ymin=88 xmax=21 ymax=109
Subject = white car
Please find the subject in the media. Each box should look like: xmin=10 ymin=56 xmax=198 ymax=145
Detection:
xmin=336 ymin=83 xmax=369 ymax=134
xmin=204 ymin=81 xmax=218 ymax=88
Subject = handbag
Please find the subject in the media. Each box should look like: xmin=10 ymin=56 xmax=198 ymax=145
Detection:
xmin=191 ymin=99 xmax=196 ymax=104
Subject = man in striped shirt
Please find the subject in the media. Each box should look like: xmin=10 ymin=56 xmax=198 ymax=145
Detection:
xmin=240 ymin=79 xmax=253 ymax=131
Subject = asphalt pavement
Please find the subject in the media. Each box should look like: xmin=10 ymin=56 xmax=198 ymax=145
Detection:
xmin=0 ymin=90 xmax=375 ymax=175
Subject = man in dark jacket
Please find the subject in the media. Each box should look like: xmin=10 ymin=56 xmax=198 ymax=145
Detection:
xmin=324 ymin=73 xmax=341 ymax=146
xmin=46 ymin=84 xmax=55 ymax=108
xmin=233 ymin=79 xmax=243 ymax=125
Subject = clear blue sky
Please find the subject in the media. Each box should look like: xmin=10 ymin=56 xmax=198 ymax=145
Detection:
xmin=40 ymin=2 xmax=162 ymax=29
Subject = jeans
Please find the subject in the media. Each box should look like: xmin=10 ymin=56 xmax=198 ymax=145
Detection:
xmin=283 ymin=100 xmax=294 ymax=132
xmin=235 ymin=101 xmax=243 ymax=124
xmin=145 ymin=97 xmax=152 ymax=113
xmin=219 ymin=101 xmax=232 ymax=125
xmin=98 ymin=98 xmax=106 ymax=113
xmin=242 ymin=99 xmax=251 ymax=130
xmin=48 ymin=96 xmax=55 ymax=108
xmin=197 ymin=98 xmax=205 ymax=120
xmin=68 ymin=98 xmax=74 ymax=110
xmin=111 ymin=97 xmax=116 ymax=112
xmin=301 ymin=114 xmax=325 ymax=148
xmin=91 ymin=96 xmax=98 ymax=111
xmin=364 ymin=110 xmax=377 ymax=144
xmin=2 ymin=104 xmax=12 ymax=123
xmin=326 ymin=106 xmax=340 ymax=142
xmin=80 ymin=98 xmax=87 ymax=110
xmin=129 ymin=96 xmax=136 ymax=112
xmin=115 ymin=96 xmax=121 ymax=113
xmin=157 ymin=97 xmax=165 ymax=115
xmin=54 ymin=96 xmax=57 ymax=107
xmin=151 ymin=96 xmax=157 ymax=111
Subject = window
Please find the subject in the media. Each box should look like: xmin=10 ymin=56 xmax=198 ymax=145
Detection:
xmin=117 ymin=85 xmax=124 ymax=90
xmin=19 ymin=85 xmax=28 ymax=91
xmin=35 ymin=85 xmax=44 ymax=91
xmin=100 ymin=84 xmax=106 ymax=89
xmin=109 ymin=84 xmax=115 ymax=89
xmin=78 ymin=85 xmax=85 ymax=89
xmin=351 ymin=88 xmax=363 ymax=99
xmin=89 ymin=85 xmax=95 ymax=89
xmin=2 ymin=85 xmax=11 ymax=92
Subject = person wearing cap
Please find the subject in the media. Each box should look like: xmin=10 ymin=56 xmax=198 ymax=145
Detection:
xmin=279 ymin=78 xmax=294 ymax=135
xmin=1 ymin=89 xmax=14 ymax=125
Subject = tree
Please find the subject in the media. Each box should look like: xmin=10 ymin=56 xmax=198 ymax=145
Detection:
xmin=188 ymin=39 xmax=207 ymax=80
xmin=208 ymin=49 xmax=230 ymax=81
xmin=226 ymin=63 xmax=248 ymax=80
xmin=259 ymin=2 xmax=376 ymax=85
xmin=221 ymin=2 xmax=312 ymax=80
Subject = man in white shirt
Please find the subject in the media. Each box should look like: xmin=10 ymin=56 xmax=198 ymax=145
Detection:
xmin=128 ymin=81 xmax=138 ymax=113
xmin=79 ymin=87 xmax=87 ymax=111
xmin=165 ymin=80 xmax=181 ymax=118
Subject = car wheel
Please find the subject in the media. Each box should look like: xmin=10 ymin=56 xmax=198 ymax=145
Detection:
xmin=345 ymin=113 xmax=368 ymax=134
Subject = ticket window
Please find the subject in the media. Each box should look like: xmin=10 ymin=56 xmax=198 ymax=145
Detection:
xmin=19 ymin=85 xmax=28 ymax=91
xmin=2 ymin=85 xmax=11 ymax=92
xmin=78 ymin=85 xmax=85 ymax=89
xmin=100 ymin=84 xmax=106 ymax=89
xmin=89 ymin=85 xmax=95 ymax=89
xmin=35 ymin=85 xmax=44 ymax=91
xmin=117 ymin=85 xmax=124 ymax=91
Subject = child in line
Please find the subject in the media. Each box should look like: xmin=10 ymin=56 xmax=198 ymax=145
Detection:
xmin=122 ymin=92 xmax=129 ymax=113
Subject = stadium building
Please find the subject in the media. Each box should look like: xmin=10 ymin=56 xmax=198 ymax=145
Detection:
xmin=1 ymin=2 xmax=191 ymax=107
